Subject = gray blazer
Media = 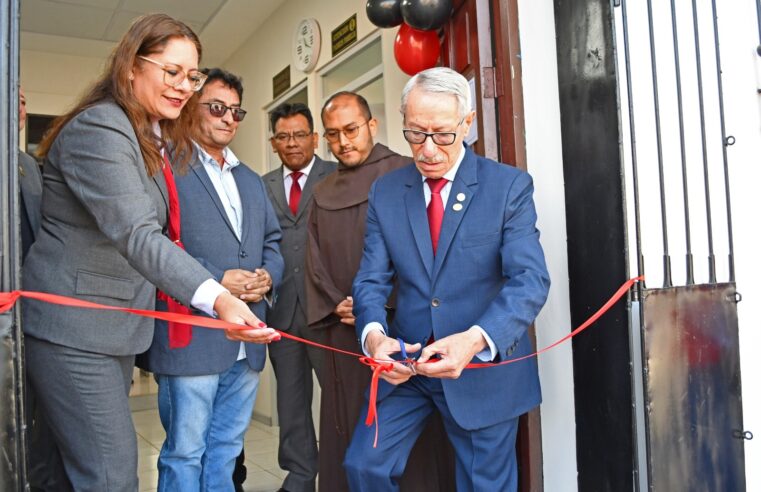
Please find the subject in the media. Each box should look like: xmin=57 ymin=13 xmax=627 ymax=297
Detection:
xmin=263 ymin=156 xmax=336 ymax=331
xmin=18 ymin=150 xmax=42 ymax=258
xmin=22 ymin=101 xmax=212 ymax=356
xmin=137 ymin=153 xmax=284 ymax=376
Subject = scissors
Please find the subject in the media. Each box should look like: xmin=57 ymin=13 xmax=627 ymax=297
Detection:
xmin=397 ymin=337 xmax=417 ymax=375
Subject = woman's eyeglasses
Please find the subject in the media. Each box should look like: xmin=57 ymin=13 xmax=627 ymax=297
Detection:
xmin=201 ymin=102 xmax=247 ymax=122
xmin=137 ymin=56 xmax=207 ymax=92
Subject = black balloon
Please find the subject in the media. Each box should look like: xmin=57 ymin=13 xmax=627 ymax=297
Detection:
xmin=366 ymin=0 xmax=404 ymax=28
xmin=400 ymin=0 xmax=453 ymax=31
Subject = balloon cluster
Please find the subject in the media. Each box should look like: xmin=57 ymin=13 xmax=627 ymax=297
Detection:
xmin=366 ymin=0 xmax=453 ymax=76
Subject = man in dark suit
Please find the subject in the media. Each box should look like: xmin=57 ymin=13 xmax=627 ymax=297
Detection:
xmin=137 ymin=68 xmax=284 ymax=491
xmin=263 ymin=103 xmax=336 ymax=492
xmin=344 ymin=67 xmax=551 ymax=491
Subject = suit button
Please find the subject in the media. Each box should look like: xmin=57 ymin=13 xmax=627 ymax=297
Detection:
xmin=239 ymin=251 xmax=247 ymax=258
xmin=294 ymin=245 xmax=300 ymax=251
xmin=431 ymin=298 xmax=440 ymax=307
xmin=294 ymin=267 xmax=300 ymax=273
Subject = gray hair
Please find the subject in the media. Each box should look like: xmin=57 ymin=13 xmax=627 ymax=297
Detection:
xmin=400 ymin=67 xmax=471 ymax=118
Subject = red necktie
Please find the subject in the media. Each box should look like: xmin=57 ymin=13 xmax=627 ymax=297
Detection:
xmin=426 ymin=178 xmax=448 ymax=255
xmin=158 ymin=152 xmax=193 ymax=349
xmin=289 ymin=171 xmax=303 ymax=215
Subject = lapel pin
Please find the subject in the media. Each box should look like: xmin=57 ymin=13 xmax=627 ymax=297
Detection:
xmin=452 ymin=203 xmax=463 ymax=212
xmin=456 ymin=192 xmax=466 ymax=202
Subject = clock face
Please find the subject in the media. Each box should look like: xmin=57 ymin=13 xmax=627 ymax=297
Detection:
xmin=293 ymin=18 xmax=321 ymax=73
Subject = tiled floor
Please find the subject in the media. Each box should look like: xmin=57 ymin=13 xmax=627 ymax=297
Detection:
xmin=130 ymin=370 xmax=286 ymax=492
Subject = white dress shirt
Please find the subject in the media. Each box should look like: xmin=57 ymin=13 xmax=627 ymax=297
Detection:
xmin=195 ymin=144 xmax=247 ymax=360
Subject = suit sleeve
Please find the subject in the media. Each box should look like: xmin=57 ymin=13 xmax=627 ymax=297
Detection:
xmin=260 ymin=179 xmax=285 ymax=291
xmin=351 ymin=182 xmax=396 ymax=340
xmin=474 ymin=172 xmax=550 ymax=360
xmin=55 ymin=106 xmax=211 ymax=306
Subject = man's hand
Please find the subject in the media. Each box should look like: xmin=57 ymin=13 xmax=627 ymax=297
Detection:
xmin=415 ymin=327 xmax=487 ymax=379
xmin=239 ymin=268 xmax=272 ymax=303
xmin=214 ymin=291 xmax=280 ymax=344
xmin=365 ymin=330 xmax=421 ymax=385
xmin=220 ymin=269 xmax=258 ymax=298
xmin=334 ymin=296 xmax=355 ymax=326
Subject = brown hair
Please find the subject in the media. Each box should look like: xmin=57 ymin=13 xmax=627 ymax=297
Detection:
xmin=37 ymin=13 xmax=202 ymax=176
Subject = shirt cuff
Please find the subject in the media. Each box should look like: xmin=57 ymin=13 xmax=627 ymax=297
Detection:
xmin=473 ymin=325 xmax=497 ymax=362
xmin=190 ymin=279 xmax=229 ymax=317
xmin=361 ymin=322 xmax=386 ymax=356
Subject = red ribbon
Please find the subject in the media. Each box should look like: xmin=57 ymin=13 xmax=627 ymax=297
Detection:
xmin=0 ymin=276 xmax=642 ymax=447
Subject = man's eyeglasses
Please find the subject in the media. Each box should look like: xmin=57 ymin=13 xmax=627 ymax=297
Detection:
xmin=402 ymin=118 xmax=465 ymax=146
xmin=272 ymin=131 xmax=313 ymax=143
xmin=137 ymin=56 xmax=207 ymax=92
xmin=323 ymin=120 xmax=370 ymax=143
xmin=201 ymin=102 xmax=247 ymax=122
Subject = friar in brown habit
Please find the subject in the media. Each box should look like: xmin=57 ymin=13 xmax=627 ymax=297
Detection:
xmin=306 ymin=92 xmax=455 ymax=492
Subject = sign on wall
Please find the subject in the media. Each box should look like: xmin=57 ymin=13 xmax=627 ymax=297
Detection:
xmin=272 ymin=66 xmax=291 ymax=99
xmin=331 ymin=14 xmax=357 ymax=57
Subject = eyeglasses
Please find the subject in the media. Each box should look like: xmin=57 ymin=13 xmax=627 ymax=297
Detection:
xmin=323 ymin=120 xmax=370 ymax=143
xmin=402 ymin=118 xmax=465 ymax=146
xmin=137 ymin=56 xmax=207 ymax=92
xmin=201 ymin=102 xmax=247 ymax=122
xmin=272 ymin=131 xmax=313 ymax=143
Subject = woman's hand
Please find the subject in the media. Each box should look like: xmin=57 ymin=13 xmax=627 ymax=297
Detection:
xmin=214 ymin=291 xmax=281 ymax=343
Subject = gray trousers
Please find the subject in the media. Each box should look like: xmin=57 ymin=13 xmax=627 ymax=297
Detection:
xmin=25 ymin=336 xmax=138 ymax=492
xmin=268 ymin=303 xmax=323 ymax=492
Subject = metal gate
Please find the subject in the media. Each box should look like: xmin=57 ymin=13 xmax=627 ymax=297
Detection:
xmin=0 ymin=0 xmax=29 ymax=490
xmin=615 ymin=0 xmax=751 ymax=489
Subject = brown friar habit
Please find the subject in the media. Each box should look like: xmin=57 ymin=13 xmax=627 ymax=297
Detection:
xmin=306 ymin=143 xmax=455 ymax=492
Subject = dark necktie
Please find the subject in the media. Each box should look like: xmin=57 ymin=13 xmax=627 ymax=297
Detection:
xmin=426 ymin=178 xmax=448 ymax=255
xmin=289 ymin=171 xmax=303 ymax=216
xmin=158 ymin=152 xmax=193 ymax=349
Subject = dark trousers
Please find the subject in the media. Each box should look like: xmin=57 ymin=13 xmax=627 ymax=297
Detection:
xmin=268 ymin=305 xmax=323 ymax=492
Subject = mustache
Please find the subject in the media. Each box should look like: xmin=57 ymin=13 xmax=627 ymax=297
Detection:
xmin=415 ymin=152 xmax=446 ymax=163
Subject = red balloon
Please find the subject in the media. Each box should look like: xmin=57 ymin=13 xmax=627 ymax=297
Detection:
xmin=393 ymin=23 xmax=440 ymax=76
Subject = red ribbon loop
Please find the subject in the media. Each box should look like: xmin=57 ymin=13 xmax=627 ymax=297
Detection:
xmin=359 ymin=356 xmax=394 ymax=448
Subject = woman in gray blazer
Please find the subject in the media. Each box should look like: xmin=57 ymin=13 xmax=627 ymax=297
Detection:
xmin=21 ymin=14 xmax=278 ymax=491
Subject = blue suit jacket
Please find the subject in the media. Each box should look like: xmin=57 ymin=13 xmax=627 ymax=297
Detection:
xmin=138 ymin=154 xmax=284 ymax=376
xmin=352 ymin=148 xmax=550 ymax=430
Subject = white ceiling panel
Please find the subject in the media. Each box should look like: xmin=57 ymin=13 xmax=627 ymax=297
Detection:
xmin=102 ymin=11 xmax=203 ymax=43
xmin=21 ymin=0 xmax=115 ymax=40
xmin=121 ymin=0 xmax=227 ymax=24
xmin=48 ymin=0 xmax=122 ymax=8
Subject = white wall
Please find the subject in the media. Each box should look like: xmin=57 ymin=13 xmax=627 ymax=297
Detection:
xmin=518 ymin=1 xmax=578 ymax=490
xmin=221 ymin=0 xmax=410 ymax=176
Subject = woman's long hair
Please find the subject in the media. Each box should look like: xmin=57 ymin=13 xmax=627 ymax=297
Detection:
xmin=37 ymin=13 xmax=201 ymax=176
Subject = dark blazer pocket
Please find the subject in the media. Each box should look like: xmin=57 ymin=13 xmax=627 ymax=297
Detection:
xmin=461 ymin=231 xmax=501 ymax=249
xmin=75 ymin=270 xmax=135 ymax=301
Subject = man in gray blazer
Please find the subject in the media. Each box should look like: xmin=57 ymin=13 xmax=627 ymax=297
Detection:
xmin=263 ymin=102 xmax=336 ymax=492
xmin=137 ymin=68 xmax=284 ymax=491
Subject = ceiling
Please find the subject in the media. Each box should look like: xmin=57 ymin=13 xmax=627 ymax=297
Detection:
xmin=20 ymin=0 xmax=286 ymax=66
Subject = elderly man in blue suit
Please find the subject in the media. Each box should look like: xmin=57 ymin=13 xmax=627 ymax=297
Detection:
xmin=344 ymin=67 xmax=550 ymax=491
xmin=138 ymin=68 xmax=283 ymax=491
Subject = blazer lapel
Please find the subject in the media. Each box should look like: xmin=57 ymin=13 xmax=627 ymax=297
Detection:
xmin=233 ymin=166 xmax=253 ymax=245
xmin=432 ymin=150 xmax=479 ymax=280
xmin=190 ymin=159 xmax=238 ymax=239
xmin=266 ymin=166 xmax=293 ymax=222
xmin=405 ymin=175 xmax=434 ymax=279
